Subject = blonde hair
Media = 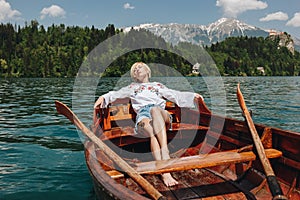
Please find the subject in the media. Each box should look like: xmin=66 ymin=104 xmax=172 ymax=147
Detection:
xmin=130 ymin=62 xmax=151 ymax=81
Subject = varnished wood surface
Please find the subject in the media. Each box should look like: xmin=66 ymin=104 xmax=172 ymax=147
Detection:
xmin=105 ymin=149 xmax=282 ymax=179
xmin=86 ymin=97 xmax=300 ymax=199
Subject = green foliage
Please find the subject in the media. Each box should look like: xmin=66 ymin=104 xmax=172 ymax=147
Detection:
xmin=0 ymin=21 xmax=109 ymax=77
xmin=0 ymin=21 xmax=299 ymax=77
xmin=207 ymin=36 xmax=300 ymax=76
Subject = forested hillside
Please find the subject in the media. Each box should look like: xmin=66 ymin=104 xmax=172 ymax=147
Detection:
xmin=0 ymin=21 xmax=299 ymax=77
xmin=0 ymin=21 xmax=118 ymax=77
xmin=207 ymin=35 xmax=300 ymax=76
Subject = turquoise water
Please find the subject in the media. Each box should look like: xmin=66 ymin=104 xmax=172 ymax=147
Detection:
xmin=0 ymin=77 xmax=299 ymax=200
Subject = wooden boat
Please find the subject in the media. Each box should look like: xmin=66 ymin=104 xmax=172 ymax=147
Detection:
xmin=56 ymin=86 xmax=300 ymax=200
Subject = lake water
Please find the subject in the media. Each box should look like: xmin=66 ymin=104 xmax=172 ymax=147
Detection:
xmin=0 ymin=77 xmax=299 ymax=200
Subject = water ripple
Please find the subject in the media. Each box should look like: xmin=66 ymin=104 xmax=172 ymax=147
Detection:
xmin=0 ymin=77 xmax=299 ymax=199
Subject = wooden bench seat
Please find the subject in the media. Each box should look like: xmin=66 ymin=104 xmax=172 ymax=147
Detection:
xmin=171 ymin=123 xmax=209 ymax=131
xmin=100 ymin=123 xmax=209 ymax=140
xmin=106 ymin=148 xmax=282 ymax=179
xmin=95 ymin=99 xmax=198 ymax=131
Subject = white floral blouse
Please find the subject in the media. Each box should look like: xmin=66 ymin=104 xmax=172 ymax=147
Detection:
xmin=102 ymin=82 xmax=197 ymax=114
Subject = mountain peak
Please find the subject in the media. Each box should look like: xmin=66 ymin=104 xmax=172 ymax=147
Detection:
xmin=124 ymin=18 xmax=269 ymax=46
xmin=207 ymin=18 xmax=258 ymax=35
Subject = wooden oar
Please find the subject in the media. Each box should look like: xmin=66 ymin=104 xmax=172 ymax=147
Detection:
xmin=55 ymin=100 xmax=165 ymax=200
xmin=236 ymin=84 xmax=287 ymax=200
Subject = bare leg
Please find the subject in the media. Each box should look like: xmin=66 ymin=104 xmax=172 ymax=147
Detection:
xmin=138 ymin=118 xmax=162 ymax=161
xmin=150 ymin=107 xmax=178 ymax=187
xmin=137 ymin=108 xmax=178 ymax=186
xmin=150 ymin=107 xmax=171 ymax=159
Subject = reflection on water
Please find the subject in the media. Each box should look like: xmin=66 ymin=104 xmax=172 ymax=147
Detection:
xmin=0 ymin=77 xmax=299 ymax=199
xmin=0 ymin=132 xmax=83 ymax=151
xmin=0 ymin=78 xmax=93 ymax=200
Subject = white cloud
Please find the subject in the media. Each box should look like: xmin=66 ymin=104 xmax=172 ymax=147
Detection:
xmin=259 ymin=11 xmax=288 ymax=22
xmin=216 ymin=0 xmax=267 ymax=18
xmin=0 ymin=0 xmax=21 ymax=21
xmin=286 ymin=12 xmax=300 ymax=27
xmin=40 ymin=5 xmax=66 ymax=20
xmin=123 ymin=3 xmax=135 ymax=10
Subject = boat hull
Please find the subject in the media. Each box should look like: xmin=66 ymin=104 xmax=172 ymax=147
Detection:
xmin=85 ymin=99 xmax=300 ymax=199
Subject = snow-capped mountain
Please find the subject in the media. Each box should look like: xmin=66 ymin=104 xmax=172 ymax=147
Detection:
xmin=206 ymin=18 xmax=268 ymax=44
xmin=123 ymin=18 xmax=269 ymax=46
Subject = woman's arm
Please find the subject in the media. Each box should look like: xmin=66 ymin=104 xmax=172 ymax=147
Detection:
xmin=94 ymin=85 xmax=132 ymax=109
xmin=94 ymin=96 xmax=105 ymax=108
xmin=159 ymin=83 xmax=203 ymax=108
xmin=194 ymin=93 xmax=204 ymax=101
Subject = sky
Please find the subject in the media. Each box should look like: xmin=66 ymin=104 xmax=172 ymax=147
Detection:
xmin=0 ymin=0 xmax=300 ymax=37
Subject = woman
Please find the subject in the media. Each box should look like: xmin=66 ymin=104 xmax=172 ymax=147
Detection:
xmin=94 ymin=62 xmax=203 ymax=186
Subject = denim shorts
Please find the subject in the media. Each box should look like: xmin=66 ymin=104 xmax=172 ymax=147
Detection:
xmin=135 ymin=104 xmax=172 ymax=134
xmin=136 ymin=104 xmax=156 ymax=124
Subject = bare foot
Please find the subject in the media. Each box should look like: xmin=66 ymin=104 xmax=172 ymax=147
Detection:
xmin=161 ymin=173 xmax=178 ymax=187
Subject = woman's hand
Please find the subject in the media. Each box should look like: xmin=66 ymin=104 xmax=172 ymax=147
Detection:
xmin=94 ymin=96 xmax=105 ymax=109
xmin=194 ymin=93 xmax=204 ymax=101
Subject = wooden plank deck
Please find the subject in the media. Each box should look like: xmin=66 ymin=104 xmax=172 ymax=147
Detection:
xmin=115 ymin=168 xmax=249 ymax=199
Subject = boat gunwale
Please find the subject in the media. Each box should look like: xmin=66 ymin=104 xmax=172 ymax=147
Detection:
xmin=85 ymin=142 xmax=150 ymax=200
xmin=87 ymin=98 xmax=300 ymax=199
